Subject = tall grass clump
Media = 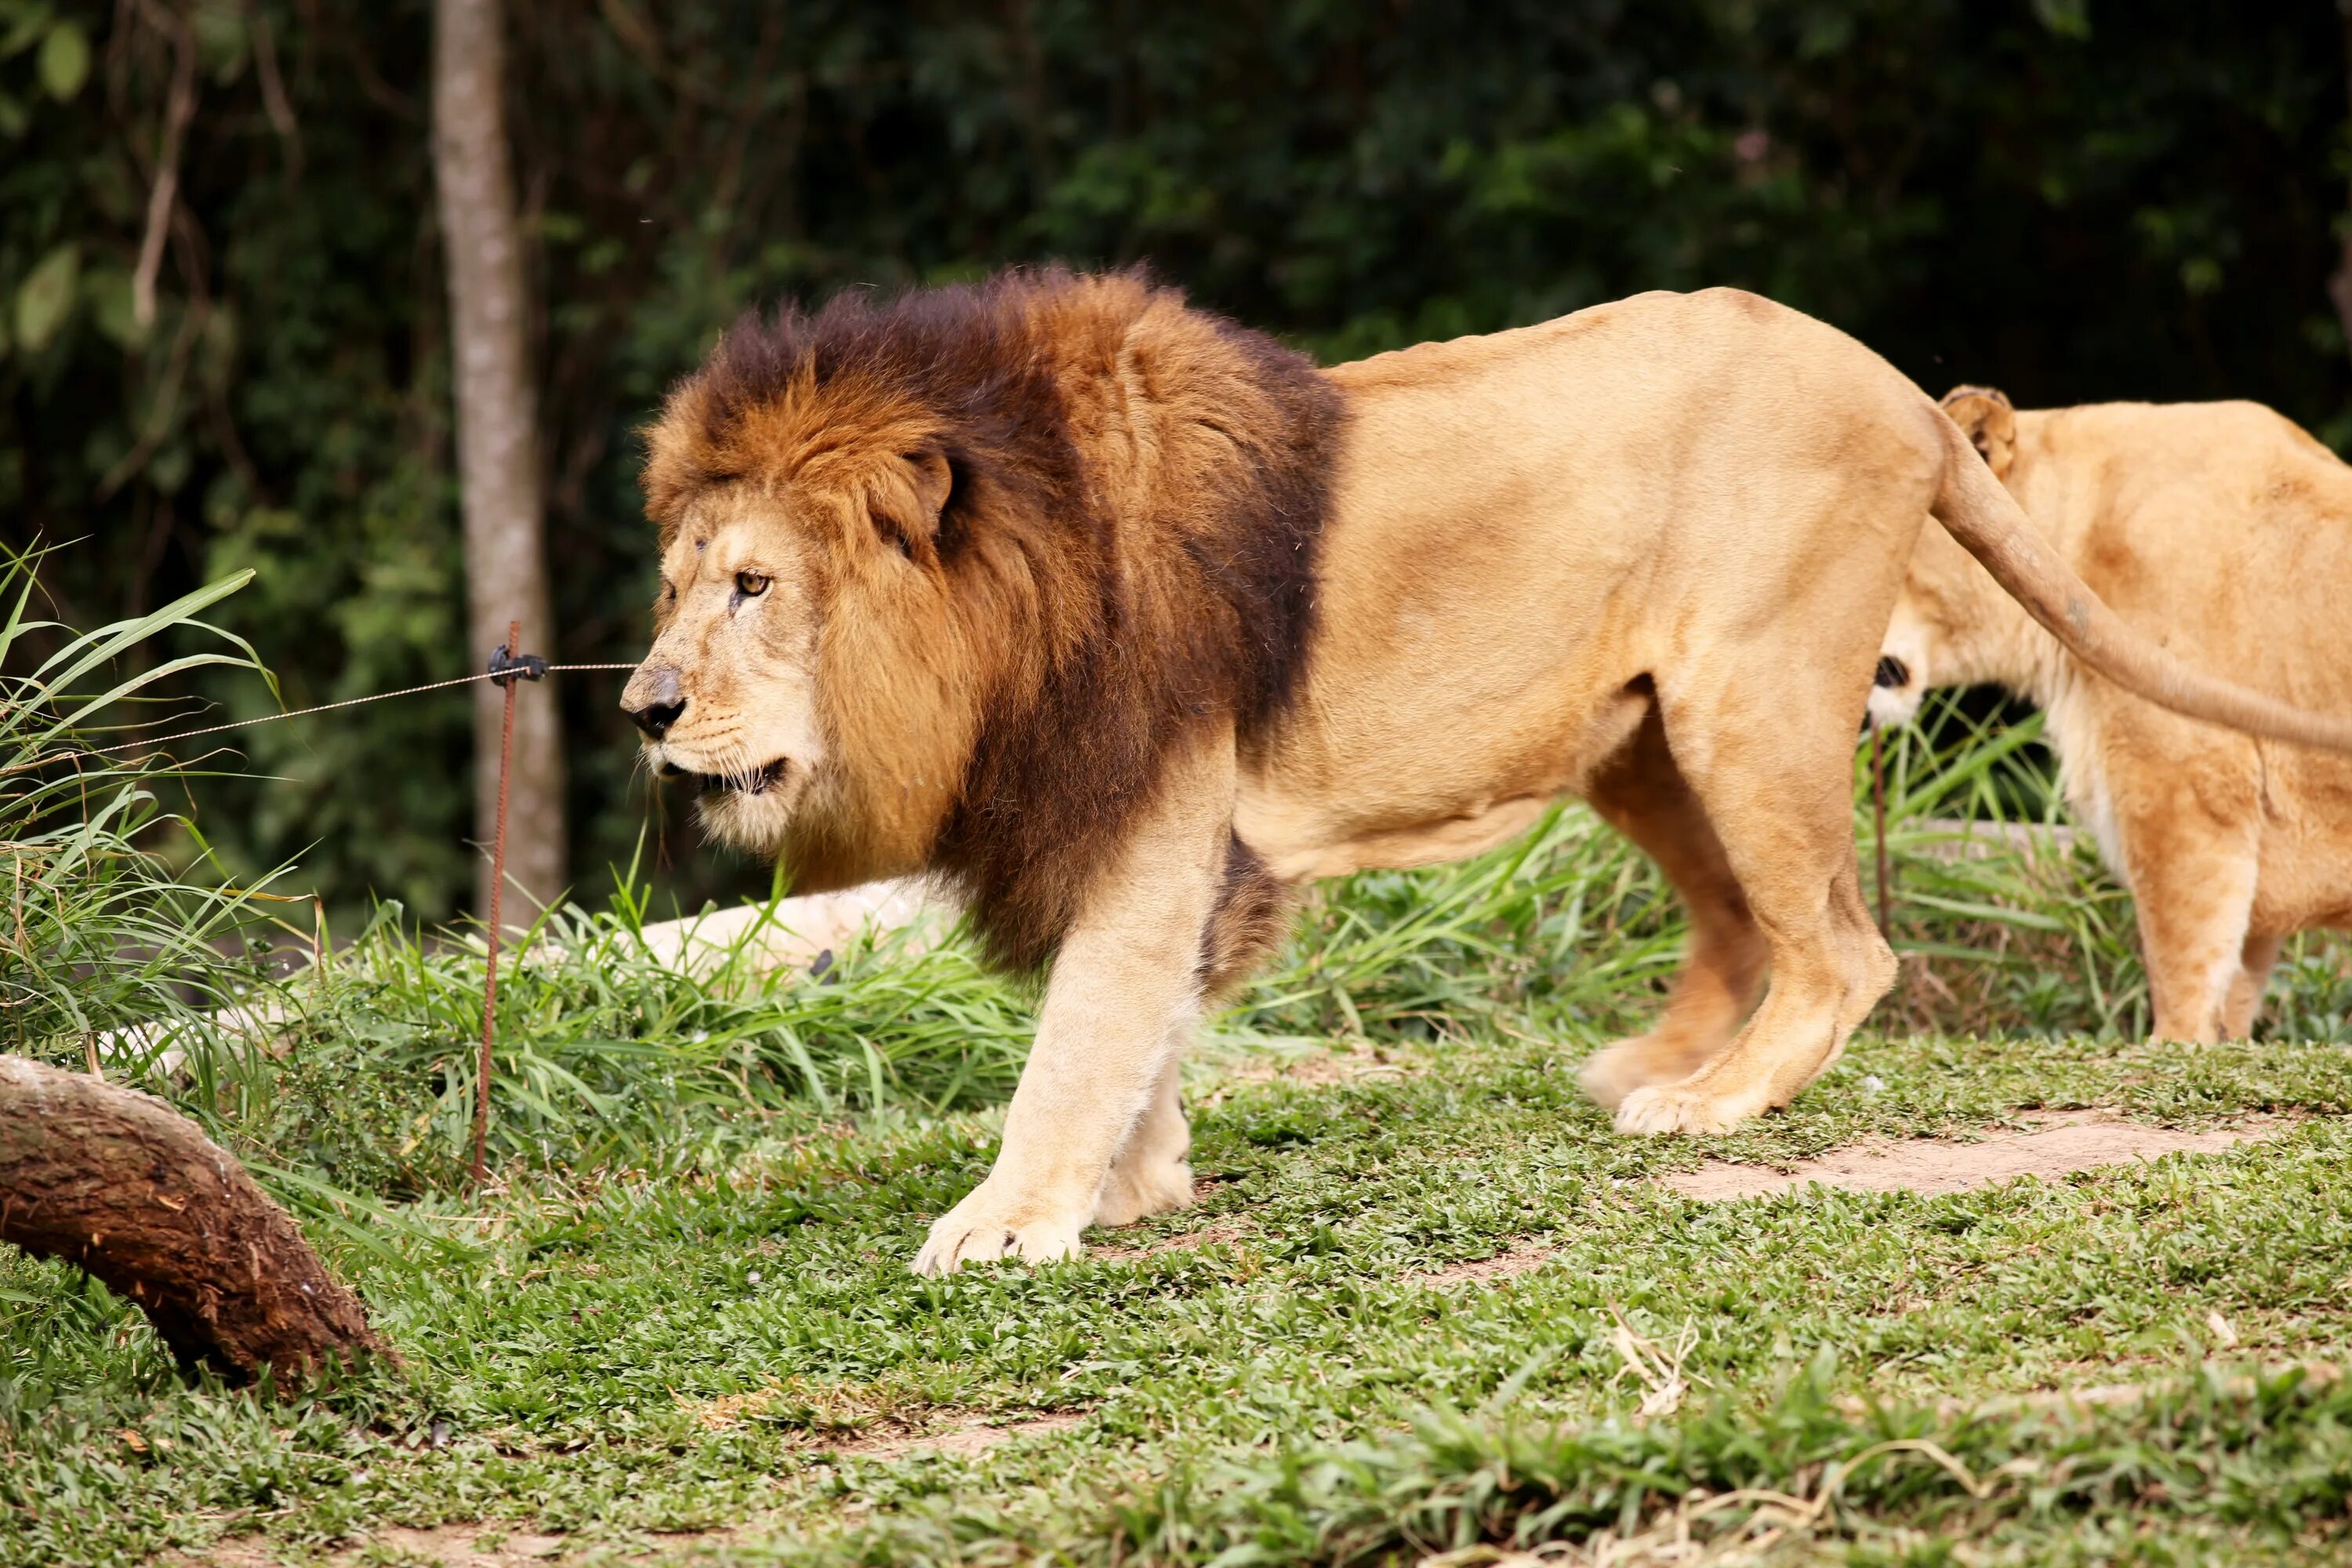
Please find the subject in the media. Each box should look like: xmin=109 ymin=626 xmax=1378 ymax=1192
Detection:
xmin=1235 ymin=806 xmax=1681 ymax=1047
xmin=0 ymin=541 xmax=1034 ymax=1200
xmin=0 ymin=542 xmax=278 ymax=1065
xmin=195 ymin=877 xmax=1043 ymax=1198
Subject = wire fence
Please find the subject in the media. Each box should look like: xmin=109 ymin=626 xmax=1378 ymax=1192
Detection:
xmin=84 ymin=660 xmax=640 ymax=758
xmin=42 ymin=630 xmax=641 ymax=1187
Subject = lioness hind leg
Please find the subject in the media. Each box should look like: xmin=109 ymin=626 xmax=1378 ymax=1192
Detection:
xmin=1578 ymin=705 xmax=1767 ymax=1109
xmin=1092 ymin=1048 xmax=1198 ymax=1228
xmin=2130 ymin=843 xmax=2259 ymax=1046
xmin=2113 ymin=781 xmax=2259 ymax=1044
xmin=2222 ymin=931 xmax=2284 ymax=1042
xmin=1614 ymin=683 xmax=1894 ymax=1136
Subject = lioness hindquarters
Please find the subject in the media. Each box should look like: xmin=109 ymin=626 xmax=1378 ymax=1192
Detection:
xmin=2097 ymin=713 xmax=2267 ymax=1044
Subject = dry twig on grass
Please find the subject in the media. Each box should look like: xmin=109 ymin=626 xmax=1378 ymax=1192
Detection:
xmin=1607 ymin=1305 xmax=1700 ymax=1419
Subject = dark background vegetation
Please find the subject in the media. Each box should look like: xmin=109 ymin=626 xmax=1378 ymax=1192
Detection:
xmin=5 ymin=0 xmax=2349 ymax=923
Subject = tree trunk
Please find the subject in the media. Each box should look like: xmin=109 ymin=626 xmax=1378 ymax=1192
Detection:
xmin=433 ymin=0 xmax=566 ymax=920
xmin=0 ymin=1057 xmax=391 ymax=1383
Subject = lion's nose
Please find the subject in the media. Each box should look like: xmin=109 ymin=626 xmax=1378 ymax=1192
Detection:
xmin=622 ymin=666 xmax=687 ymax=739
xmin=1873 ymin=655 xmax=1911 ymax=690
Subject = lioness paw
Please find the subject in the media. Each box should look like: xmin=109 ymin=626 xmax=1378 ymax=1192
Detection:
xmin=913 ymin=1187 xmax=1088 ymax=1276
xmin=1613 ymin=1083 xmax=1763 ymax=1137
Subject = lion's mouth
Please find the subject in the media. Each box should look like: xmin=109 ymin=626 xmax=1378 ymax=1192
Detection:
xmin=663 ymin=757 xmax=789 ymax=797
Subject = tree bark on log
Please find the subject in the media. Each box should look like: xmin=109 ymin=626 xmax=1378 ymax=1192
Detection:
xmin=433 ymin=0 xmax=568 ymax=921
xmin=0 ymin=1056 xmax=391 ymax=1382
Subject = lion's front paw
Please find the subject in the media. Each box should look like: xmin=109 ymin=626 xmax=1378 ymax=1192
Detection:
xmin=1613 ymin=1083 xmax=1763 ymax=1137
xmin=913 ymin=1183 xmax=1089 ymax=1276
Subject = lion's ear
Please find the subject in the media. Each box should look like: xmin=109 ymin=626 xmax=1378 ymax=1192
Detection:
xmin=869 ymin=447 xmax=955 ymax=564
xmin=1938 ymin=385 xmax=2017 ymax=479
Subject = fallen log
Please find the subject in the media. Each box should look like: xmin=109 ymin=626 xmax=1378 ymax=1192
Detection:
xmin=0 ymin=1054 xmax=391 ymax=1382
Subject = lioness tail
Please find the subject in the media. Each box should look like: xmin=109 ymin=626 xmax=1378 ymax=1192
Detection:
xmin=1929 ymin=409 xmax=2352 ymax=753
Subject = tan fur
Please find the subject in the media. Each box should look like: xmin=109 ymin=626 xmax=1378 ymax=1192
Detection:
xmin=626 ymin=276 xmax=2352 ymax=1272
xmin=1873 ymin=388 xmax=2352 ymax=1043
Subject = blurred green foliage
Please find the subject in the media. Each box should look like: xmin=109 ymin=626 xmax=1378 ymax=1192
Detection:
xmin=3 ymin=0 xmax=2347 ymax=920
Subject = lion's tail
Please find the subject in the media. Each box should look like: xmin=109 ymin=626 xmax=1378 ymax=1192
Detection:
xmin=1928 ymin=408 xmax=2352 ymax=753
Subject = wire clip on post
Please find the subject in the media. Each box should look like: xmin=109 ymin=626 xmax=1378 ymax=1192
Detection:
xmin=488 ymin=643 xmax=548 ymax=686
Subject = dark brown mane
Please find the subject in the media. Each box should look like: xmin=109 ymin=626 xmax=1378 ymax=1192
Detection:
xmin=647 ymin=267 xmax=1345 ymax=972
xmin=647 ymin=271 xmax=1087 ymax=564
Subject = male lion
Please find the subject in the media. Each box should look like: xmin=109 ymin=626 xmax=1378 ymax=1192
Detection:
xmin=622 ymin=270 xmax=2352 ymax=1272
xmin=1871 ymin=386 xmax=2352 ymax=1044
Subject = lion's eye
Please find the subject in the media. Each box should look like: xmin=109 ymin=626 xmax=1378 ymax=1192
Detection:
xmin=735 ymin=572 xmax=770 ymax=597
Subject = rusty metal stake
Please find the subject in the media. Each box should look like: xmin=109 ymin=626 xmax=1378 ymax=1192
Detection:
xmin=1870 ymin=723 xmax=1893 ymax=939
xmin=472 ymin=618 xmax=522 ymax=1189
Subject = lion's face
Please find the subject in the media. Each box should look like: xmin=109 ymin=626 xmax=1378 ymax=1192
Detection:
xmin=622 ymin=488 xmax=830 ymax=857
xmin=625 ymin=396 xmax=990 ymax=883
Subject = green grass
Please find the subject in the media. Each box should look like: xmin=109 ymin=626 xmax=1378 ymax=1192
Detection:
xmin=8 ymin=652 xmax=2352 ymax=1566
xmin=8 ymin=1025 xmax=2352 ymax=1566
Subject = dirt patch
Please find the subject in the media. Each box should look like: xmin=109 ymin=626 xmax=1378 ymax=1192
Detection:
xmin=180 ymin=1417 xmax=1087 ymax=1565
xmin=1279 ymin=1045 xmax=1403 ymax=1087
xmin=343 ymin=1526 xmax=568 ymax=1566
xmin=1965 ymin=1360 xmax=2340 ymax=1418
xmin=1411 ymin=1240 xmax=1555 ymax=1287
xmin=1835 ymin=1361 xmax=2345 ymax=1424
xmin=1097 ymin=1221 xmax=1251 ymax=1261
xmin=673 ymin=1374 xmax=916 ymax=1435
xmin=177 ymin=1525 xmax=570 ymax=1568
xmin=672 ymin=1375 xmax=1083 ymax=1463
xmin=168 ymin=1543 xmax=283 ymax=1568
xmin=683 ymin=1387 xmax=780 ymax=1430
xmin=1204 ymin=1042 xmax=1410 ymax=1100
xmin=1668 ymin=1110 xmax=2285 ymax=1201
xmin=822 ymin=1410 xmax=1086 ymax=1461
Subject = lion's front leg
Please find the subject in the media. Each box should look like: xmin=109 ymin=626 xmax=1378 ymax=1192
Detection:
xmin=1091 ymin=1051 xmax=1198 ymax=1228
xmin=913 ymin=742 xmax=1231 ymax=1276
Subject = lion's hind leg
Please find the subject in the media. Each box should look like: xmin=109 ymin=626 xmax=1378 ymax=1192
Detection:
xmin=1577 ymin=703 xmax=1767 ymax=1109
xmin=1613 ymin=673 xmax=1895 ymax=1136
